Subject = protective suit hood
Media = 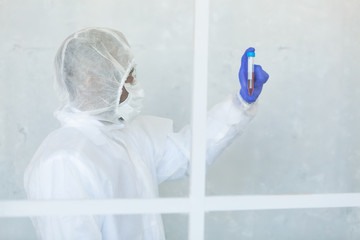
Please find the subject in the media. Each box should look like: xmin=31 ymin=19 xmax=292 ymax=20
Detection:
xmin=54 ymin=27 xmax=136 ymax=124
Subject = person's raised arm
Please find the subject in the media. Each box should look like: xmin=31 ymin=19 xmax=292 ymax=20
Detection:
xmin=155 ymin=47 xmax=269 ymax=183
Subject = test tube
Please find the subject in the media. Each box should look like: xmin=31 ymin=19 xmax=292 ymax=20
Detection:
xmin=247 ymin=51 xmax=255 ymax=95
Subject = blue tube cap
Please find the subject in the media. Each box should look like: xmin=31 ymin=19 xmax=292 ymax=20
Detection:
xmin=247 ymin=51 xmax=255 ymax=57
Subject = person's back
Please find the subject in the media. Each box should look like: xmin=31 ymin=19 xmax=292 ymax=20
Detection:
xmin=25 ymin=111 xmax=176 ymax=239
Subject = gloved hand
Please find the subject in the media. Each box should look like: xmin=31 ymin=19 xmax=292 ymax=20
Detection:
xmin=239 ymin=47 xmax=269 ymax=103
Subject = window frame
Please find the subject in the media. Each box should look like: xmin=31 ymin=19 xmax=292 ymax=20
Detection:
xmin=1 ymin=1 xmax=360 ymax=240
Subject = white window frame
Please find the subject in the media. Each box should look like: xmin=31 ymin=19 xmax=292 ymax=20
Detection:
xmin=1 ymin=0 xmax=360 ymax=239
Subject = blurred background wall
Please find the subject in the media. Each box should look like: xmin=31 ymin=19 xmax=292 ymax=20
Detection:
xmin=0 ymin=0 xmax=359 ymax=239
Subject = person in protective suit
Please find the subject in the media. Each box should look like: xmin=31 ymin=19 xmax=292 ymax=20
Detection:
xmin=24 ymin=27 xmax=269 ymax=240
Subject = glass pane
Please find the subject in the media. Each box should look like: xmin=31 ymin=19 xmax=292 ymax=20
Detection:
xmin=163 ymin=214 xmax=188 ymax=240
xmin=0 ymin=218 xmax=37 ymax=240
xmin=205 ymin=208 xmax=360 ymax=240
xmin=0 ymin=214 xmax=188 ymax=239
xmin=0 ymin=0 xmax=192 ymax=200
xmin=206 ymin=0 xmax=360 ymax=195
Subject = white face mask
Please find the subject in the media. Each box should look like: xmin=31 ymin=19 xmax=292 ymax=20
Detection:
xmin=116 ymin=81 xmax=145 ymax=122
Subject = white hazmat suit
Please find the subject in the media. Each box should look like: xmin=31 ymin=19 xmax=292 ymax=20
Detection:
xmin=24 ymin=27 xmax=258 ymax=240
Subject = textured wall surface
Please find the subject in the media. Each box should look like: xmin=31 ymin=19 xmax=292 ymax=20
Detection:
xmin=0 ymin=0 xmax=359 ymax=239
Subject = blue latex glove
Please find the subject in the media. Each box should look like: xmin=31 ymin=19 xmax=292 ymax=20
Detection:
xmin=239 ymin=47 xmax=269 ymax=103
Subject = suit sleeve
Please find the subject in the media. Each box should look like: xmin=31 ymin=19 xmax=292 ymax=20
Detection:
xmin=156 ymin=92 xmax=258 ymax=183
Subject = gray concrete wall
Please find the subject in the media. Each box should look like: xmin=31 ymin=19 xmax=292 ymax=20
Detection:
xmin=0 ymin=0 xmax=359 ymax=239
